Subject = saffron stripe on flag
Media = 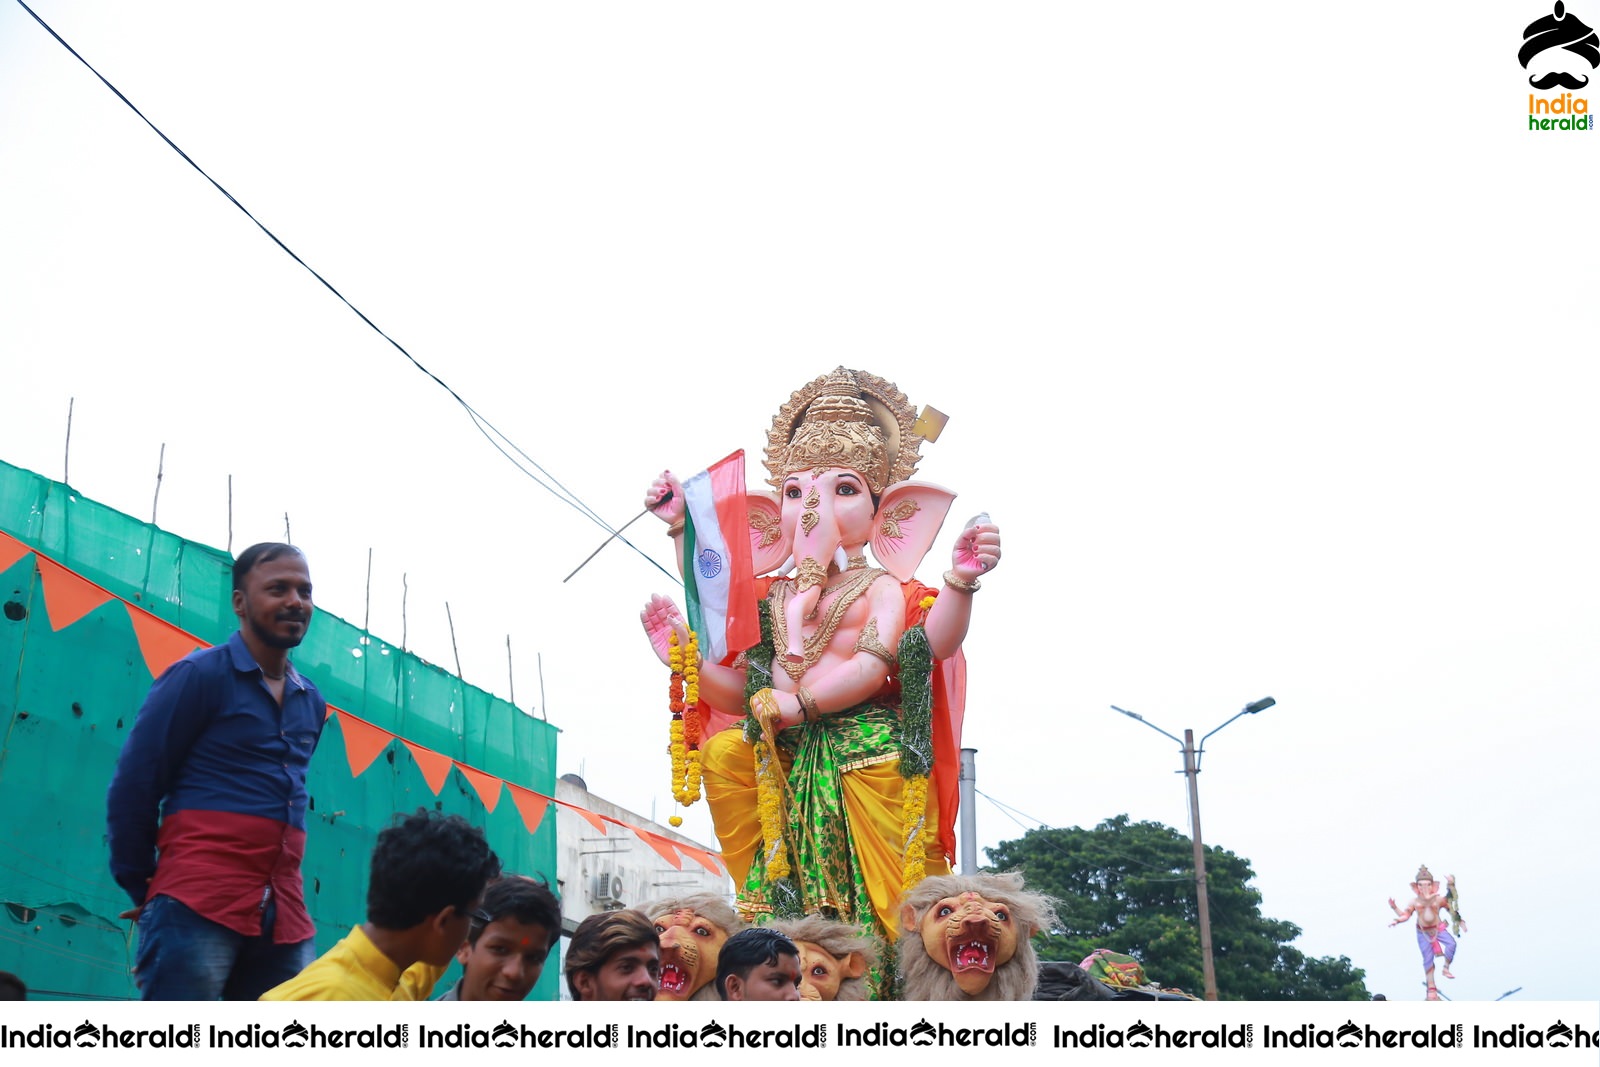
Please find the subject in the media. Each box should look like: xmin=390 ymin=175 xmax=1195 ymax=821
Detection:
xmin=681 ymin=451 xmax=758 ymax=662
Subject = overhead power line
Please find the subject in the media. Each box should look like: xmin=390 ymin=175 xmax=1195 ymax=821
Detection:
xmin=15 ymin=0 xmax=676 ymax=586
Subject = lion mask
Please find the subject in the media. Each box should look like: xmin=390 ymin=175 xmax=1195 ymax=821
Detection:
xmin=643 ymin=892 xmax=742 ymax=1002
xmin=897 ymin=872 xmax=1056 ymax=1001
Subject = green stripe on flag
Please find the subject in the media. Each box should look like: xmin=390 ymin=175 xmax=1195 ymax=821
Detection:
xmin=681 ymin=516 xmax=706 ymax=642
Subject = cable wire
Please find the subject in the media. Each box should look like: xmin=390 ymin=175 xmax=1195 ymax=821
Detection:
xmin=14 ymin=0 xmax=678 ymax=586
xmin=974 ymin=788 xmax=1195 ymax=881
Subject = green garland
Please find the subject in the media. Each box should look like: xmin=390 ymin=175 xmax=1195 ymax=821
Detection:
xmin=742 ymin=599 xmax=777 ymax=744
xmin=897 ymin=623 xmax=934 ymax=778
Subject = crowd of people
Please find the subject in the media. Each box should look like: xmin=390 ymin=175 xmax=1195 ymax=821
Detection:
xmin=253 ymin=805 xmax=808 ymax=1001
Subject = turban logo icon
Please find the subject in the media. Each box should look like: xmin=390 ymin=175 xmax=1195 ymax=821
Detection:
xmin=1519 ymin=2 xmax=1600 ymax=89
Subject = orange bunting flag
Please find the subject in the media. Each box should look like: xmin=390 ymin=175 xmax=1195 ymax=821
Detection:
xmin=505 ymin=784 xmax=551 ymax=835
xmin=454 ymin=763 xmax=503 ymax=812
xmin=125 ymin=604 xmax=203 ymax=678
xmin=635 ymin=830 xmax=685 ymax=870
xmin=0 ymin=533 xmax=580 ymax=843
xmin=35 ymin=555 xmax=113 ymax=631
xmin=0 ymin=531 xmax=32 ymax=573
xmin=559 ymin=798 xmax=609 ymax=835
xmin=334 ymin=710 xmax=394 ymax=777
xmin=401 ymin=741 xmax=454 ymax=794
xmin=677 ymin=844 xmax=727 ymax=877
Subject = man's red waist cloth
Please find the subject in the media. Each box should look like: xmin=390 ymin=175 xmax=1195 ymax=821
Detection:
xmin=147 ymin=809 xmax=313 ymax=943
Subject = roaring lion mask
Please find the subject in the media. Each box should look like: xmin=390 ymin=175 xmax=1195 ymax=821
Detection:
xmin=897 ymin=872 xmax=1056 ymax=1001
xmin=643 ymin=893 xmax=742 ymax=1002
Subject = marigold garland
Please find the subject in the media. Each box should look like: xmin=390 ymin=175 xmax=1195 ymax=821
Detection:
xmin=683 ymin=631 xmax=701 ymax=745
xmin=738 ymin=605 xmax=793 ymax=885
xmin=754 ymin=734 xmax=791 ymax=881
xmin=668 ymin=629 xmax=703 ymax=807
xmin=746 ymin=686 xmax=791 ymax=881
xmin=901 ymin=773 xmax=930 ymax=889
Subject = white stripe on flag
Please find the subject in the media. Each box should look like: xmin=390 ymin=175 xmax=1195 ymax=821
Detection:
xmin=682 ymin=453 xmax=743 ymax=661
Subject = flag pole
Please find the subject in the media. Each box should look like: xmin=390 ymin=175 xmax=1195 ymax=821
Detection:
xmin=562 ymin=491 xmax=672 ymax=583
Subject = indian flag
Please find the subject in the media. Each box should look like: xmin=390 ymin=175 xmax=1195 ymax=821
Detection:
xmin=680 ymin=451 xmax=759 ymax=662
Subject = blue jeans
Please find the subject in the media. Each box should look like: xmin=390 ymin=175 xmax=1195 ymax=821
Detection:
xmin=135 ymin=894 xmax=314 ymax=1000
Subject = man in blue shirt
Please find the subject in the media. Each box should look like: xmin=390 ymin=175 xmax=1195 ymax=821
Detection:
xmin=107 ymin=542 xmax=327 ymax=1000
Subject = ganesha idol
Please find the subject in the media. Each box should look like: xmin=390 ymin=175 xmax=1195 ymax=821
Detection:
xmin=641 ymin=367 xmax=999 ymax=954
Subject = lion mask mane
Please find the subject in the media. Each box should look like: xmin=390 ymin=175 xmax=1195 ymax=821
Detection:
xmin=770 ymin=915 xmax=880 ymax=1002
xmin=640 ymin=892 xmax=744 ymax=1002
xmin=897 ymin=872 xmax=1056 ymax=1001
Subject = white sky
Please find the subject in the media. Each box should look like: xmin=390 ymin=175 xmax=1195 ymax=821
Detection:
xmin=2 ymin=1 xmax=1594 ymax=1003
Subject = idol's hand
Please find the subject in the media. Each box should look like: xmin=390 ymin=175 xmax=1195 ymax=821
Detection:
xmin=950 ymin=515 xmax=1001 ymax=584
xmin=646 ymin=471 xmax=686 ymax=525
xmin=640 ymin=594 xmax=690 ymax=668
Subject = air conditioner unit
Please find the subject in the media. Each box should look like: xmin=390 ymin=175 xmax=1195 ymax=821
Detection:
xmin=593 ymin=873 xmax=625 ymax=907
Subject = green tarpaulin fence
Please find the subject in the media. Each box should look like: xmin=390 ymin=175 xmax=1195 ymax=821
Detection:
xmin=0 ymin=459 xmax=559 ymax=999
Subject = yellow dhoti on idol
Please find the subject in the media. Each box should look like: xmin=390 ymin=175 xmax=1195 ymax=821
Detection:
xmin=701 ymin=667 xmax=952 ymax=938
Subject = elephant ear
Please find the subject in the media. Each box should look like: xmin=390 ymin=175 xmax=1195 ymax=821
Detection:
xmin=870 ymin=481 xmax=955 ymax=583
xmin=746 ymin=491 xmax=790 ymax=576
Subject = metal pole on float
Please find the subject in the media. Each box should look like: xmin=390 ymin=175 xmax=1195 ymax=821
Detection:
xmin=959 ymin=748 xmax=978 ymax=874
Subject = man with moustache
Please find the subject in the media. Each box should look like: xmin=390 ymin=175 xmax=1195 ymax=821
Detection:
xmin=107 ymin=543 xmax=327 ymax=1000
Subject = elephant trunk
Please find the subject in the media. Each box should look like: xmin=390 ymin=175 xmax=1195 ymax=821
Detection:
xmin=783 ymin=502 xmax=839 ymax=663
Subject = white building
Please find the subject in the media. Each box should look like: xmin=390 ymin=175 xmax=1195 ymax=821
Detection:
xmin=554 ymin=773 xmax=730 ymax=935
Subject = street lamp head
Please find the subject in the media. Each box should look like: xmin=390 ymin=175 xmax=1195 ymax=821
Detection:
xmin=1244 ymin=696 xmax=1276 ymax=714
xmin=1111 ymin=705 xmax=1185 ymax=747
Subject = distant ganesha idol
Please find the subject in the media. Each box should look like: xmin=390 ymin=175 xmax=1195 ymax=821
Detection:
xmin=640 ymin=367 xmax=999 ymax=947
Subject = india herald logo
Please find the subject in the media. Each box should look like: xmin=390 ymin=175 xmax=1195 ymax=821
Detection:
xmin=696 ymin=548 xmax=723 ymax=580
xmin=1520 ymin=2 xmax=1599 ymax=88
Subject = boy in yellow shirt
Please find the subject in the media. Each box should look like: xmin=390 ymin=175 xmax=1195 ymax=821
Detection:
xmin=261 ymin=809 xmax=500 ymax=1000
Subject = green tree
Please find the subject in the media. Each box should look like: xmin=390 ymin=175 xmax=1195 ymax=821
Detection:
xmin=986 ymin=815 xmax=1367 ymax=1000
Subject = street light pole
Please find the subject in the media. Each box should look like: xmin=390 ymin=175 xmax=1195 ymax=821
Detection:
xmin=1181 ymin=727 xmax=1217 ymax=1002
xmin=1111 ymin=696 xmax=1276 ymax=1003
